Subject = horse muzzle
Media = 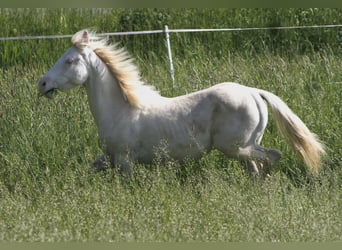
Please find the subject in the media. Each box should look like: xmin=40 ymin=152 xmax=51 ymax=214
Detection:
xmin=38 ymin=77 xmax=57 ymax=99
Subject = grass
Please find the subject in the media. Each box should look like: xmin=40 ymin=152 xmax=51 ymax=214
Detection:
xmin=0 ymin=9 xmax=341 ymax=242
xmin=1 ymin=166 xmax=341 ymax=242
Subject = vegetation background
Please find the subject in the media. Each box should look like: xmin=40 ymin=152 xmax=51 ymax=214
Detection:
xmin=0 ymin=8 xmax=341 ymax=242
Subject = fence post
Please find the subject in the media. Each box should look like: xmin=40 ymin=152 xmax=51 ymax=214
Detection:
xmin=164 ymin=25 xmax=175 ymax=89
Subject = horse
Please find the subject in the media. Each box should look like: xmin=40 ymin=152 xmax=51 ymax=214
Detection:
xmin=38 ymin=29 xmax=325 ymax=177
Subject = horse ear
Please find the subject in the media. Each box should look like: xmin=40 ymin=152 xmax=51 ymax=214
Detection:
xmin=72 ymin=30 xmax=89 ymax=49
xmin=81 ymin=30 xmax=89 ymax=44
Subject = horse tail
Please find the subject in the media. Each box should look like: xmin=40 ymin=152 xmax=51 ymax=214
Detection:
xmin=257 ymin=89 xmax=325 ymax=175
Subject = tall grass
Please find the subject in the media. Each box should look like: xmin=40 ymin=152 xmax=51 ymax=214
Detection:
xmin=1 ymin=8 xmax=342 ymax=67
xmin=0 ymin=9 xmax=341 ymax=242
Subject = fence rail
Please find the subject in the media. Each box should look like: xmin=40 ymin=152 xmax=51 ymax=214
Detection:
xmin=1 ymin=24 xmax=342 ymax=41
xmin=1 ymin=24 xmax=342 ymax=86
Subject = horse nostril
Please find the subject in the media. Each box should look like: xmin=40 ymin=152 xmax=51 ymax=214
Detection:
xmin=42 ymin=82 xmax=46 ymax=87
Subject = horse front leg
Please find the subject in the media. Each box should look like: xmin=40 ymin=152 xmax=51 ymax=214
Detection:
xmin=91 ymin=154 xmax=113 ymax=172
xmin=92 ymin=153 xmax=132 ymax=177
xmin=115 ymin=154 xmax=132 ymax=177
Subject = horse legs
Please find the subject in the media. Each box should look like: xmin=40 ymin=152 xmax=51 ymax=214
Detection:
xmin=243 ymin=160 xmax=259 ymax=177
xmin=114 ymin=154 xmax=132 ymax=177
xmin=92 ymin=154 xmax=132 ymax=176
xmin=91 ymin=154 xmax=113 ymax=172
xmin=238 ymin=145 xmax=282 ymax=177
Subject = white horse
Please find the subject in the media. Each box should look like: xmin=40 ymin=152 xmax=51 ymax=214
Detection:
xmin=38 ymin=30 xmax=325 ymax=176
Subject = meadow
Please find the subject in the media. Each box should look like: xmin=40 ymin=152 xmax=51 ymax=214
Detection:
xmin=0 ymin=9 xmax=341 ymax=242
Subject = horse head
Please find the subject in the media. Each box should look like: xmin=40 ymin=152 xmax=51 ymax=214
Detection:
xmin=38 ymin=30 xmax=92 ymax=98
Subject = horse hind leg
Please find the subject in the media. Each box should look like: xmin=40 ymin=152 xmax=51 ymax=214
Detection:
xmin=243 ymin=160 xmax=259 ymax=177
xmin=243 ymin=133 xmax=263 ymax=177
xmin=241 ymin=102 xmax=281 ymax=177
xmin=238 ymin=144 xmax=282 ymax=177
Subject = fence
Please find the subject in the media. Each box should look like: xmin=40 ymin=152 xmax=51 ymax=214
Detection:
xmin=1 ymin=24 xmax=342 ymax=87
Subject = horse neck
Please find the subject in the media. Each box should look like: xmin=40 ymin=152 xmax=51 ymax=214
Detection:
xmin=85 ymin=54 xmax=129 ymax=129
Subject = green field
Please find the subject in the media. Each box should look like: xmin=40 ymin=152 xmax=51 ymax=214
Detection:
xmin=0 ymin=9 xmax=341 ymax=242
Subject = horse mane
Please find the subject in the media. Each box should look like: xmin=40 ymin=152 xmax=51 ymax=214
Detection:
xmin=72 ymin=30 xmax=159 ymax=108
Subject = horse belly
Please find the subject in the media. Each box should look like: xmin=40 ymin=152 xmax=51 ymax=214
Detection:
xmin=168 ymin=131 xmax=211 ymax=160
xmin=135 ymin=119 xmax=212 ymax=163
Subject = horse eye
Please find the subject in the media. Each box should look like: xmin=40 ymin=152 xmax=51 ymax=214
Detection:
xmin=65 ymin=58 xmax=74 ymax=64
xmin=65 ymin=58 xmax=79 ymax=65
